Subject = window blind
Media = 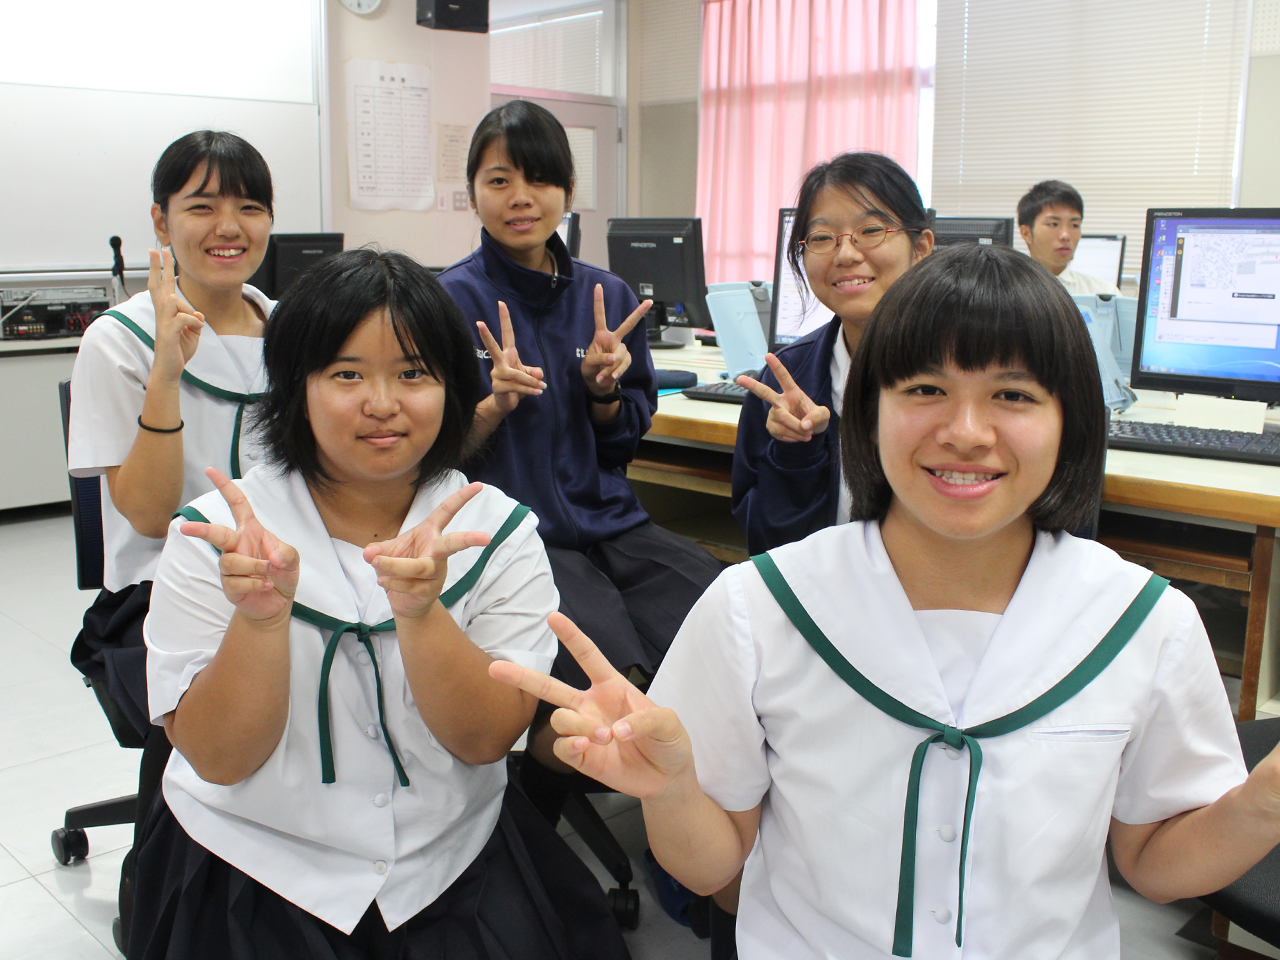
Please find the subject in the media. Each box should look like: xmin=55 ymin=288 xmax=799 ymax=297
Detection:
xmin=932 ymin=0 xmax=1249 ymax=281
xmin=491 ymin=9 xmax=605 ymax=96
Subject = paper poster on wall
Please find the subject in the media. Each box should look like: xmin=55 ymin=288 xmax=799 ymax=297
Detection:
xmin=437 ymin=124 xmax=469 ymax=183
xmin=346 ymin=60 xmax=434 ymax=211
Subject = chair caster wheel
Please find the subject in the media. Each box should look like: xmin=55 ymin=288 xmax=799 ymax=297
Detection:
xmin=113 ymin=916 xmax=126 ymax=953
xmin=51 ymin=827 xmax=89 ymax=865
xmin=607 ymin=886 xmax=640 ymax=930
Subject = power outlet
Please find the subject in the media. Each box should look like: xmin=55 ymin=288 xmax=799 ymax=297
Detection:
xmin=436 ymin=192 xmax=447 ymax=212
xmin=453 ymin=191 xmax=470 ymax=211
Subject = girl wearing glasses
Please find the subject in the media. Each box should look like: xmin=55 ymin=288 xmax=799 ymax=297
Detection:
xmin=733 ymin=153 xmax=934 ymax=555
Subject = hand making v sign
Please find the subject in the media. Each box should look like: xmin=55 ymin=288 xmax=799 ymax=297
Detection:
xmin=580 ymin=283 xmax=652 ymax=397
xmin=476 ymin=302 xmax=545 ymax=415
xmin=737 ymin=353 xmax=832 ymax=443
xmin=147 ymin=247 xmax=205 ymax=385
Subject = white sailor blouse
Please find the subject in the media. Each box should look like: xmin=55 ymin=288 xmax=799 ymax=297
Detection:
xmin=144 ymin=468 xmax=558 ymax=933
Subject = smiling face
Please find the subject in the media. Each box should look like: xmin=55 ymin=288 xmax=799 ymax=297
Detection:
xmin=151 ymin=162 xmax=271 ymax=296
xmin=1019 ymin=203 xmax=1082 ymax=276
xmin=877 ymin=361 xmax=1063 ymax=543
xmin=470 ymin=138 xmax=569 ymax=271
xmin=801 ymin=185 xmax=933 ymax=334
xmin=305 ymin=309 xmax=446 ymax=489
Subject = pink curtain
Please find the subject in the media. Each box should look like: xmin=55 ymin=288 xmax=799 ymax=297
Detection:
xmin=697 ymin=0 xmax=919 ymax=283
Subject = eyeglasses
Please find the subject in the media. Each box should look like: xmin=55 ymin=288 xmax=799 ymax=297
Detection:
xmin=800 ymin=224 xmax=909 ymax=255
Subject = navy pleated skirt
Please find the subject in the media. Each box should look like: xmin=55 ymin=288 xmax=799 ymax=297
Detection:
xmin=126 ymin=782 xmax=631 ymax=960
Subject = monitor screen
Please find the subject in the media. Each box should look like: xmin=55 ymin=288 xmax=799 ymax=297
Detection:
xmin=606 ymin=218 xmax=709 ymax=329
xmin=770 ymin=209 xmax=831 ymax=346
xmin=556 ymin=212 xmax=581 ymax=259
xmin=1131 ymin=208 xmax=1280 ymax=403
xmin=1072 ymin=235 xmax=1126 ymax=288
xmin=931 ymin=216 xmax=1014 ymax=247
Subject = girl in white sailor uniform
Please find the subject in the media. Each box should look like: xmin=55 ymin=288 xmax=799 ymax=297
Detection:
xmin=67 ymin=130 xmax=276 ymax=946
xmin=129 ymin=249 xmax=630 ymax=960
xmin=491 ymin=244 xmax=1280 ymax=960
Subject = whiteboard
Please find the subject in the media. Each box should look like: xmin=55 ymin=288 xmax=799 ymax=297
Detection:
xmin=0 ymin=0 xmax=324 ymax=272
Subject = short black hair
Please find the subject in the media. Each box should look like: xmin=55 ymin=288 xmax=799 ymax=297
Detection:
xmin=256 ymin=248 xmax=480 ymax=489
xmin=465 ymin=100 xmax=575 ymax=199
xmin=152 ymin=131 xmax=274 ymax=216
xmin=788 ymin=152 xmax=930 ymax=287
xmin=1017 ymin=180 xmax=1084 ymax=227
xmin=841 ymin=243 xmax=1106 ymax=532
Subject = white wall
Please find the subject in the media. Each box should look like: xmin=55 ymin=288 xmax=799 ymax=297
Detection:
xmin=326 ymin=0 xmax=490 ymax=268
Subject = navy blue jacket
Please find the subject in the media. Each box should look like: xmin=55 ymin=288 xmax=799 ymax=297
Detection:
xmin=732 ymin=317 xmax=843 ymax=555
xmin=438 ymin=229 xmax=656 ymax=550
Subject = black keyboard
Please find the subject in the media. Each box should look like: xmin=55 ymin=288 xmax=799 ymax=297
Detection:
xmin=682 ymin=380 xmax=749 ymax=404
xmin=1108 ymin=419 xmax=1280 ymax=466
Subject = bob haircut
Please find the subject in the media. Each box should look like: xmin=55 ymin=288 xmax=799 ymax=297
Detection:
xmin=152 ymin=131 xmax=274 ymax=216
xmin=465 ymin=100 xmax=575 ymax=199
xmin=841 ymin=243 xmax=1106 ymax=532
xmin=1017 ymin=180 xmax=1084 ymax=227
xmin=787 ymin=152 xmax=930 ymax=289
xmin=256 ymin=248 xmax=480 ymax=489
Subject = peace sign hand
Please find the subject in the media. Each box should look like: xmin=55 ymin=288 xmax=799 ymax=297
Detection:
xmin=147 ymin=248 xmax=204 ymax=384
xmin=477 ymin=302 xmax=545 ymax=415
xmin=580 ymin=284 xmax=653 ymax=396
xmin=363 ymin=482 xmax=493 ymax=620
xmin=737 ymin=353 xmax=831 ymax=443
xmin=489 ymin=613 xmax=696 ymax=800
xmin=179 ymin=467 xmax=300 ymax=623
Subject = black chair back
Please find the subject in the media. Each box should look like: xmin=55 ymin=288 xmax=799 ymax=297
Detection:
xmin=58 ymin=379 xmax=105 ymax=591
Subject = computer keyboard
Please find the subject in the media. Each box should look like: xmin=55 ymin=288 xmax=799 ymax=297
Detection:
xmin=1108 ymin=419 xmax=1280 ymax=466
xmin=682 ymin=380 xmax=749 ymax=405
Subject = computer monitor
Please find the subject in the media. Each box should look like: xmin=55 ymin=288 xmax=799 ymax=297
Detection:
xmin=1130 ymin=207 xmax=1280 ymax=403
xmin=931 ymin=215 xmax=1015 ymax=247
xmin=247 ymin=233 xmax=344 ymax=299
xmin=606 ymin=218 xmax=709 ymax=346
xmin=556 ymin=212 xmax=581 ymax=259
xmin=1073 ymin=234 xmax=1127 ymax=288
xmin=769 ymin=209 xmax=831 ymax=346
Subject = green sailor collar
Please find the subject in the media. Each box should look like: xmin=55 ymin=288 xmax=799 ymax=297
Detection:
xmin=176 ymin=472 xmax=530 ymax=787
xmin=104 ymin=303 xmax=266 ymax=479
xmin=751 ymin=551 xmax=1167 ymax=957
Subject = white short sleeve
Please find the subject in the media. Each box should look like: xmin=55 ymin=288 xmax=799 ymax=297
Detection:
xmin=647 ymin=566 xmax=771 ymax=813
xmin=1112 ymin=591 xmax=1247 ymax=824
xmin=68 ymin=316 xmax=150 ymax=476
xmin=144 ymin=518 xmax=231 ymax=723
xmin=458 ymin=515 xmax=558 ymax=675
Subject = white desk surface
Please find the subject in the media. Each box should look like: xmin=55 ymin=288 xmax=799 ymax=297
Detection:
xmin=650 ymin=343 xmax=1280 ymax=507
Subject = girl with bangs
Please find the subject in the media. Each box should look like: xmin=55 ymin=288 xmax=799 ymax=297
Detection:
xmin=489 ymin=244 xmax=1279 ymax=959
xmin=129 ymin=249 xmax=629 ymax=960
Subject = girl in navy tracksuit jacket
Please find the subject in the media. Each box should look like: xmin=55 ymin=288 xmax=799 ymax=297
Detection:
xmin=733 ymin=153 xmax=936 ymax=555
xmin=437 ymin=100 xmax=722 ymax=821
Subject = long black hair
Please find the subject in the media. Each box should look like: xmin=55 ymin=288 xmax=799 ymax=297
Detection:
xmin=152 ymin=131 xmax=274 ymax=215
xmin=255 ymin=248 xmax=480 ymax=489
xmin=465 ymin=100 xmax=575 ymax=199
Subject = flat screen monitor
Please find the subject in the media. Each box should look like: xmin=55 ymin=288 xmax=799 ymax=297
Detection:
xmin=769 ymin=209 xmax=832 ymax=346
xmin=606 ymin=218 xmax=710 ymax=337
xmin=247 ymin=232 xmax=344 ymax=299
xmin=1073 ymin=234 xmax=1126 ymax=288
xmin=931 ymin=216 xmax=1014 ymax=248
xmin=1130 ymin=207 xmax=1280 ymax=403
xmin=556 ymin=212 xmax=581 ymax=259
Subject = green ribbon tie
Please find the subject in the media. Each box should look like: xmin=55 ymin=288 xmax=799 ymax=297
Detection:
xmin=108 ymin=310 xmax=265 ymax=478
xmin=176 ymin=503 xmax=531 ymax=787
xmin=751 ymin=552 xmax=1167 ymax=957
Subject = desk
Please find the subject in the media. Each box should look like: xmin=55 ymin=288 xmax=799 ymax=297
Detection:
xmin=639 ymin=343 xmax=1280 ymax=717
xmin=0 ymin=336 xmax=81 ymax=511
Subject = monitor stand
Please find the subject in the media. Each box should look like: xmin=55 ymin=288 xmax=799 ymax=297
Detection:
xmin=649 ymin=325 xmax=693 ymax=349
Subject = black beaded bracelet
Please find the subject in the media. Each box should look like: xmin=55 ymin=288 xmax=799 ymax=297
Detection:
xmin=587 ymin=388 xmax=622 ymax=405
xmin=137 ymin=415 xmax=184 ymax=433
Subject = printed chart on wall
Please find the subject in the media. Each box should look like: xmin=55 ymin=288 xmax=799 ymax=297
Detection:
xmin=346 ymin=60 xmax=434 ymax=211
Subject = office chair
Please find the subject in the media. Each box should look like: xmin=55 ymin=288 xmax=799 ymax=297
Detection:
xmin=51 ymin=378 xmax=141 ymax=952
xmin=1200 ymin=717 xmax=1280 ymax=948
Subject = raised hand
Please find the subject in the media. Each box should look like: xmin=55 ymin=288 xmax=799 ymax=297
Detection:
xmin=147 ymin=247 xmax=204 ymax=383
xmin=179 ymin=467 xmax=300 ymax=622
xmin=580 ymin=284 xmax=653 ymax=396
xmin=476 ymin=302 xmax=545 ymax=414
xmin=737 ymin=353 xmax=831 ymax=443
xmin=489 ymin=613 xmax=696 ymax=800
xmin=363 ymin=482 xmax=493 ymax=620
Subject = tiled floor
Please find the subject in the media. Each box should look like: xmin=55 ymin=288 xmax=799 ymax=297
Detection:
xmin=0 ymin=504 xmax=1216 ymax=959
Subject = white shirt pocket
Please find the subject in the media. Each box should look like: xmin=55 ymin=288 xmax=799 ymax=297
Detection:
xmin=1028 ymin=723 xmax=1132 ymax=743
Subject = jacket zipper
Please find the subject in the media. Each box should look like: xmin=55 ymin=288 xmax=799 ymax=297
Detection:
xmin=531 ymin=288 xmax=581 ymax=549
